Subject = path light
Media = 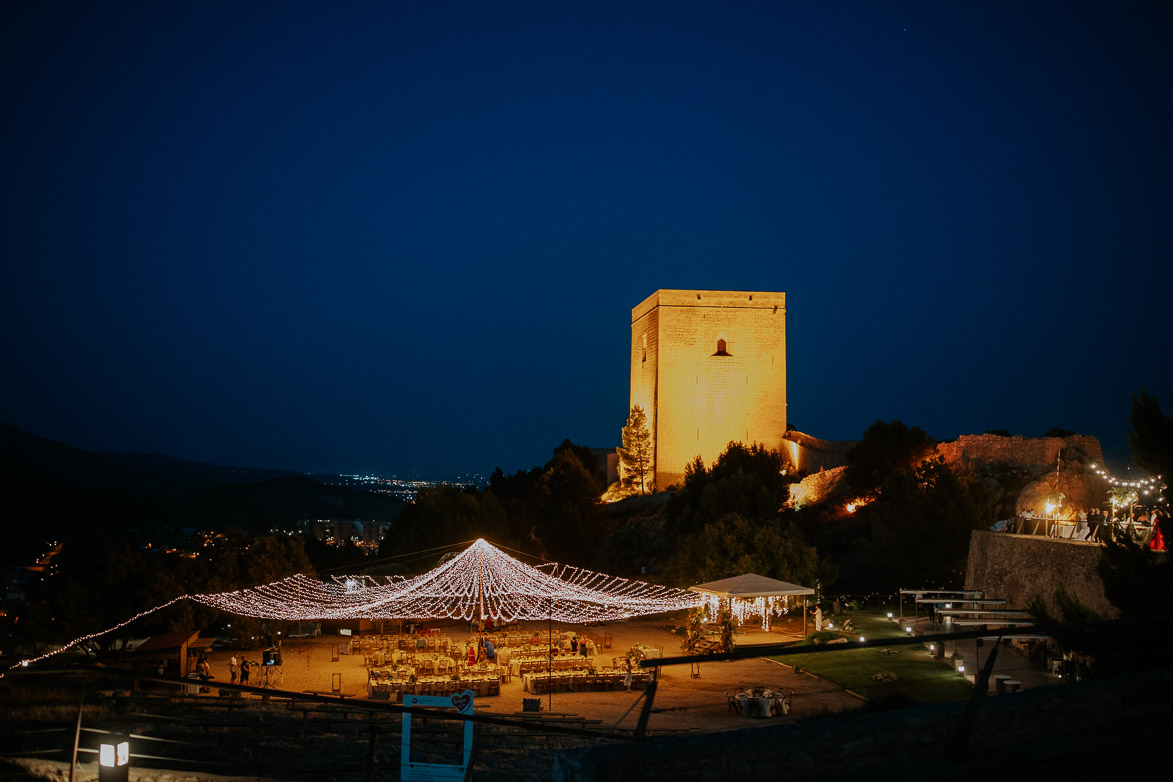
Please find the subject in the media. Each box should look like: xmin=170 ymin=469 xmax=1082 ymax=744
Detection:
xmin=858 ymin=636 xmax=865 ymax=643
xmin=905 ymin=626 xmax=913 ymax=635
xmin=887 ymin=612 xmax=893 ymax=619
xmin=99 ymin=734 xmax=130 ymax=782
xmin=929 ymin=643 xmax=935 ymax=652
xmin=957 ymin=665 xmax=965 ymax=674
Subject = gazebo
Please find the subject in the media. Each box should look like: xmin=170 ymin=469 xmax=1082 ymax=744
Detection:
xmin=689 ymin=573 xmax=814 ymax=631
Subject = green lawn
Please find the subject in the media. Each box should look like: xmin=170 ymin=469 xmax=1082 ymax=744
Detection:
xmin=766 ymin=609 xmax=974 ymax=705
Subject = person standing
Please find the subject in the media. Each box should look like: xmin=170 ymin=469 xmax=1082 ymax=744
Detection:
xmin=240 ymin=658 xmax=251 ymax=686
xmin=229 ymin=654 xmax=239 ymax=684
xmin=623 ymin=656 xmax=633 ymax=692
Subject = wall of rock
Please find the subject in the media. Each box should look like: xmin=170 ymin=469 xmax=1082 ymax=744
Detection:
xmin=937 ymin=433 xmax=1103 ymax=474
xmin=787 ymin=465 xmax=847 ymax=509
xmin=964 ymin=530 xmax=1115 ymax=616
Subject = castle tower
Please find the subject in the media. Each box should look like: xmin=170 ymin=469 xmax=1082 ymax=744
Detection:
xmin=630 ymin=290 xmax=787 ymax=490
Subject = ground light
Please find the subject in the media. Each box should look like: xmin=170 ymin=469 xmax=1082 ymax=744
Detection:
xmin=99 ymin=734 xmax=129 ymax=782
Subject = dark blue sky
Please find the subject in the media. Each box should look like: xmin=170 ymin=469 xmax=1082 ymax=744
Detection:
xmin=3 ymin=2 xmax=1171 ymax=477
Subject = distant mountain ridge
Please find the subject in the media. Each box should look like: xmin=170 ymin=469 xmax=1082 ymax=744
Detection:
xmin=0 ymin=424 xmax=404 ymax=563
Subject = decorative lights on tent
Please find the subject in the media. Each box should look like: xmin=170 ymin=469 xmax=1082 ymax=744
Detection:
xmin=192 ymin=539 xmax=701 ymax=624
xmin=5 ymin=540 xmax=702 ymax=674
xmin=697 ymin=593 xmax=792 ymax=630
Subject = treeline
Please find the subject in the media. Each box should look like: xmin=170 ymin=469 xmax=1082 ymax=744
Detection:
xmin=797 ymin=420 xmax=996 ymax=593
xmin=380 ymin=440 xmax=616 ymax=567
xmin=13 ymin=531 xmax=315 ymax=657
xmin=379 ymin=423 xmax=999 ymax=596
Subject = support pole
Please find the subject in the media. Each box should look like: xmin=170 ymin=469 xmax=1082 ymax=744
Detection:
xmin=69 ymin=686 xmax=84 ymax=782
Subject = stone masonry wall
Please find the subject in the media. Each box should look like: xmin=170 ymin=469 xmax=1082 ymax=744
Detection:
xmin=938 ymin=434 xmax=1103 ymax=474
xmin=780 ymin=429 xmax=856 ymax=473
xmin=788 ymin=465 xmax=847 ymax=509
xmin=964 ymin=530 xmax=1115 ymax=616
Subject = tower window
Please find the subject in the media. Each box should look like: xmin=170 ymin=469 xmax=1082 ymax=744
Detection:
xmin=714 ymin=339 xmax=730 ymax=356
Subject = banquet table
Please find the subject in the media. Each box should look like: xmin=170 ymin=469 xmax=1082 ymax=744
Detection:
xmin=736 ymin=690 xmax=787 ymax=718
xmin=523 ymin=670 xmax=649 ymax=694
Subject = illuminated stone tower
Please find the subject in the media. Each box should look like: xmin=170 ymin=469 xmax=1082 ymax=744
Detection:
xmin=630 ymin=290 xmax=787 ymax=490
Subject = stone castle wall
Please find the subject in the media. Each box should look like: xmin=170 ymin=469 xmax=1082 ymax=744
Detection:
xmin=964 ymin=530 xmax=1115 ymax=617
xmin=631 ymin=290 xmax=786 ymax=490
xmin=938 ymin=434 xmax=1103 ymax=474
xmin=788 ymin=465 xmax=847 ymax=509
xmin=781 ymin=429 xmax=856 ymax=474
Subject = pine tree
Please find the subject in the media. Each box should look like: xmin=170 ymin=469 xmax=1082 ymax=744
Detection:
xmin=618 ymin=404 xmax=654 ymax=495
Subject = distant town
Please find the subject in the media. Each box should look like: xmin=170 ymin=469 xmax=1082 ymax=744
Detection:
xmin=326 ymin=472 xmax=490 ymax=503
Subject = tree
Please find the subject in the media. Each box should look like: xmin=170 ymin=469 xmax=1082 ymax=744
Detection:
xmin=853 ymin=458 xmax=992 ymax=591
xmin=845 ymin=420 xmax=936 ymax=495
xmin=618 ymin=405 xmax=654 ymax=495
xmin=1129 ymin=390 xmax=1172 ymax=513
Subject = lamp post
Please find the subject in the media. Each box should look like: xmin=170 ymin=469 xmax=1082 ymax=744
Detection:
xmin=98 ymin=734 xmax=130 ymax=782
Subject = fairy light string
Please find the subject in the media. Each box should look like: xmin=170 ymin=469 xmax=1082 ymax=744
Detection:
xmin=1091 ymin=463 xmax=1167 ymax=505
xmin=6 ymin=539 xmax=702 ymax=674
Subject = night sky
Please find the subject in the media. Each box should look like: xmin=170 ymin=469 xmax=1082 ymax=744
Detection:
xmin=3 ymin=2 xmax=1171 ymax=477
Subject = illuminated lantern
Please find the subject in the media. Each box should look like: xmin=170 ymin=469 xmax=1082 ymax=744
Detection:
xmin=99 ymin=734 xmax=130 ymax=782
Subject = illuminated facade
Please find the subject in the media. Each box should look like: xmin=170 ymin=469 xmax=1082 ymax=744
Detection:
xmin=630 ymin=289 xmax=787 ymax=490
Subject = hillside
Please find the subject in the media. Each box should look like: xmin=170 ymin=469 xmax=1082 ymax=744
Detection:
xmin=0 ymin=425 xmax=403 ymax=563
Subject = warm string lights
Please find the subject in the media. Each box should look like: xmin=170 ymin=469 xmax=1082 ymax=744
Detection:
xmin=697 ymin=593 xmax=793 ymax=631
xmin=1091 ymin=463 xmax=1167 ymax=504
xmin=4 ymin=596 xmax=188 ymax=677
xmin=7 ymin=540 xmax=702 ymax=673
xmin=193 ymin=539 xmax=702 ymax=623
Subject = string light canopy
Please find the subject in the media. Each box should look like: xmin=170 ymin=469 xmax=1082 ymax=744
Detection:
xmin=193 ymin=538 xmax=701 ymax=623
xmin=4 ymin=540 xmax=703 ymax=673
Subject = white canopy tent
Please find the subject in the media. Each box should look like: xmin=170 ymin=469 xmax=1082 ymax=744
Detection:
xmin=689 ymin=573 xmax=814 ymax=631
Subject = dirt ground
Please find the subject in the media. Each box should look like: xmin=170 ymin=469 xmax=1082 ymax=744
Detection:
xmin=205 ymin=614 xmax=862 ymax=733
xmin=3 ymin=615 xmax=864 ymax=781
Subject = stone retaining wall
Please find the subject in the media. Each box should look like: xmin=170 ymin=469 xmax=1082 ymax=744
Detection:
xmin=964 ymin=530 xmax=1114 ymax=616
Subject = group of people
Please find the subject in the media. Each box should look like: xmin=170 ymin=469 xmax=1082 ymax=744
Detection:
xmin=228 ymin=653 xmax=255 ymax=685
xmin=466 ymin=636 xmax=497 ymax=666
xmin=1008 ymin=507 xmax=1165 ymax=549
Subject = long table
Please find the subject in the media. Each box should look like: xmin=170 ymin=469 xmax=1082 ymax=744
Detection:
xmin=522 ymin=670 xmax=650 ymax=694
xmin=368 ymin=676 xmax=500 ymax=700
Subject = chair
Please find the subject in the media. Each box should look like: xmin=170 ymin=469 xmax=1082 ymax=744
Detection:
xmin=331 ymin=673 xmax=342 ymax=694
xmin=726 ymin=690 xmax=739 ymax=713
xmin=603 ymin=632 xmax=612 ymax=649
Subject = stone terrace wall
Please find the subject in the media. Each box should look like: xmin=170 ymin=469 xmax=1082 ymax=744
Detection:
xmin=788 ymin=465 xmax=846 ymax=509
xmin=964 ymin=530 xmax=1115 ymax=617
xmin=555 ymin=669 xmax=1173 ymax=780
xmin=938 ymin=434 xmax=1103 ymax=474
xmin=781 ymin=429 xmax=856 ymax=474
